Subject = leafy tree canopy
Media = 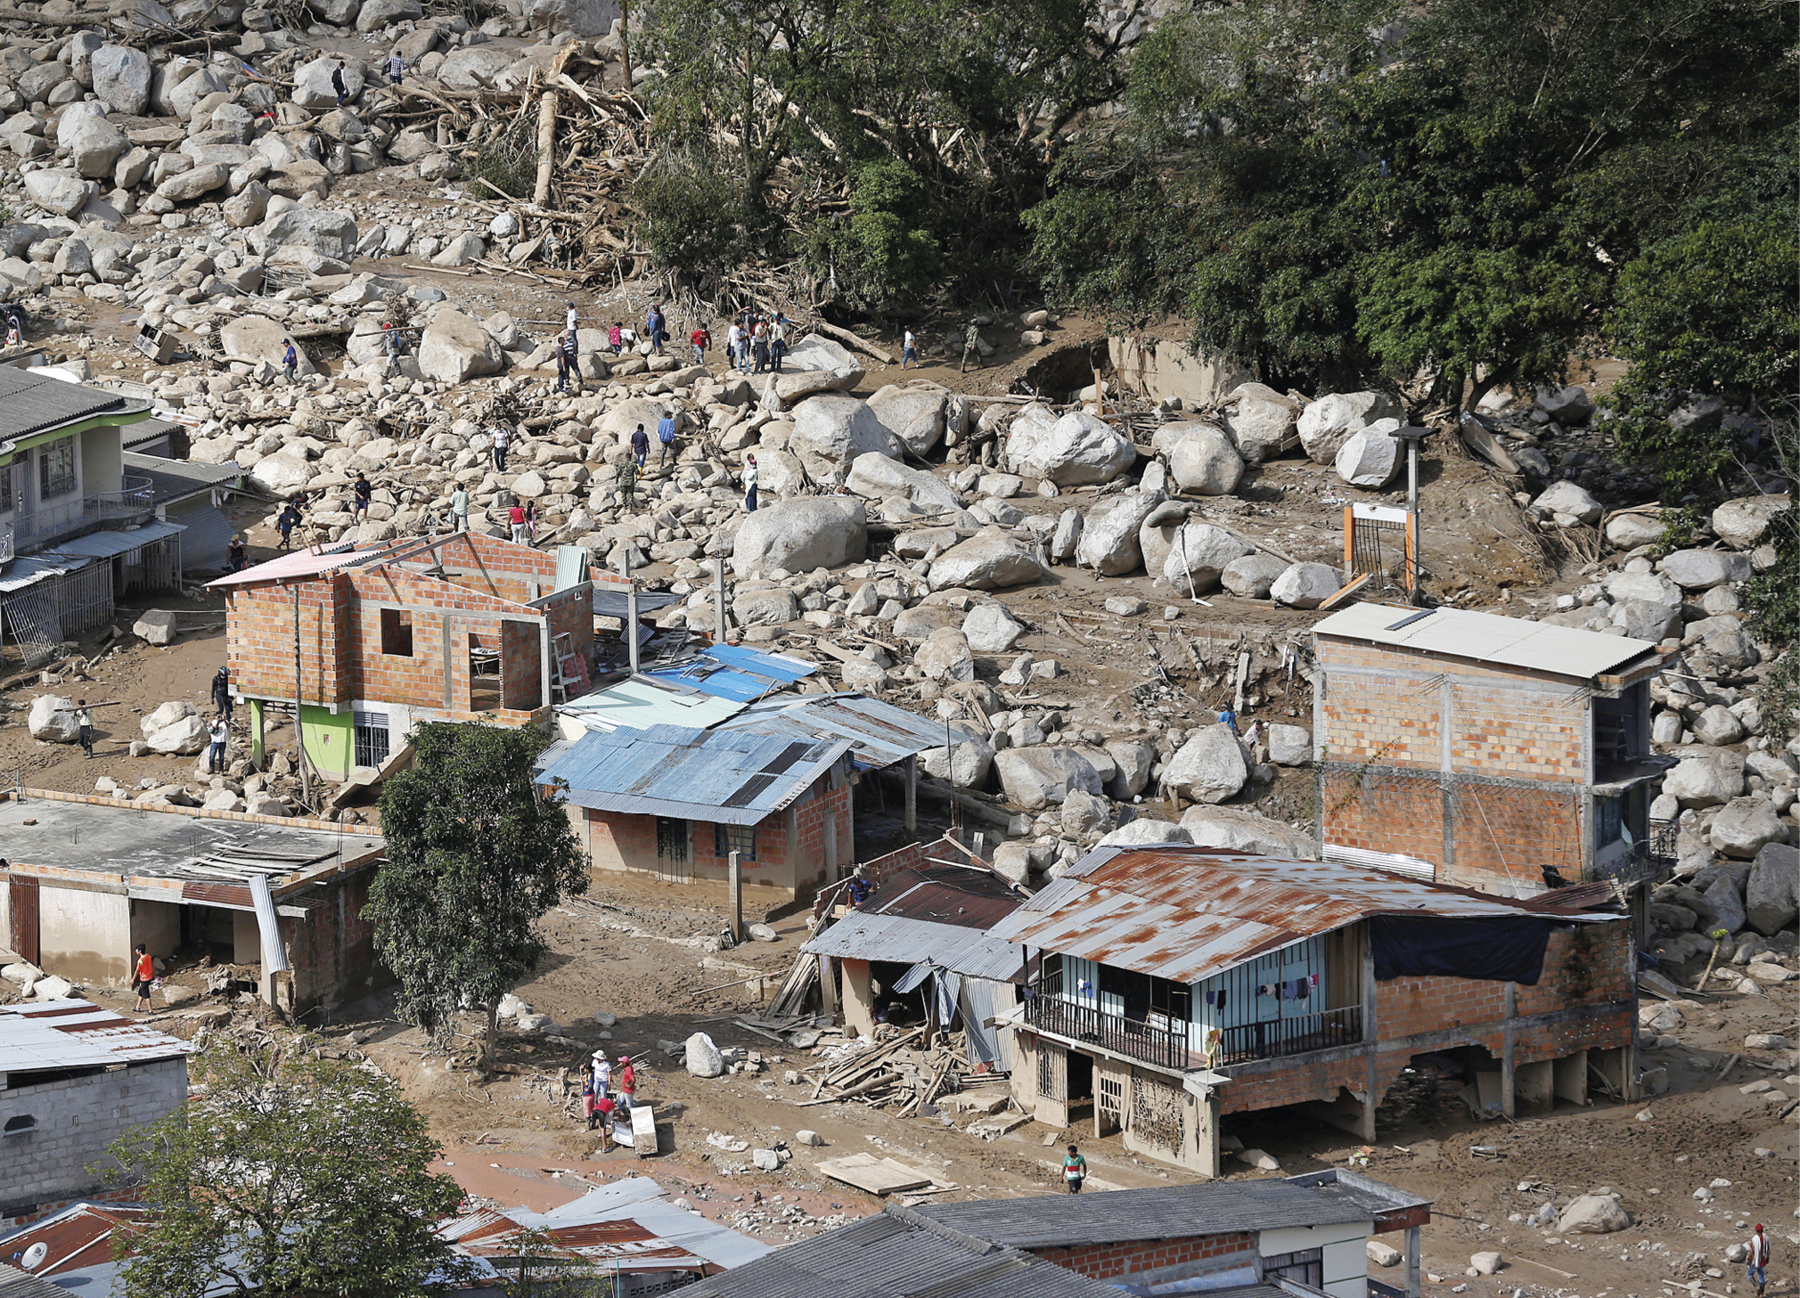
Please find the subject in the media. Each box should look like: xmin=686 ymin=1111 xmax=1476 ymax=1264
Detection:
xmin=108 ymin=1042 xmax=470 ymax=1298
xmin=366 ymin=721 xmax=587 ymax=1060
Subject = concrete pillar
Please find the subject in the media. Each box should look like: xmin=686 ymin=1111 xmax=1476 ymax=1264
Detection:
xmin=1405 ymin=1226 xmax=1421 ymax=1298
xmin=1500 ymin=981 xmax=1517 ymax=1119
xmin=249 ymin=699 xmax=265 ymax=766
xmin=727 ymin=848 xmax=742 ymax=944
xmin=842 ymin=958 xmax=876 ymax=1036
xmin=904 ymin=754 xmax=917 ymax=838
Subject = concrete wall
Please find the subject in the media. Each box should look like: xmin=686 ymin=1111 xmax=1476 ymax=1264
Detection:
xmin=39 ymin=887 xmax=129 ymax=986
xmin=300 ymin=705 xmax=355 ymax=781
xmin=1107 ymin=335 xmax=1254 ymax=411
xmin=128 ymin=899 xmax=181 ymax=967
xmin=1262 ymin=1223 xmax=1370 ymax=1298
xmin=0 ymin=1056 xmax=188 ymax=1213
xmin=80 ymin=424 xmax=122 ymax=496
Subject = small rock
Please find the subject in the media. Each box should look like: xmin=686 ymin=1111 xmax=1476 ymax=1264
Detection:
xmin=1367 ymin=1240 xmax=1403 ymax=1267
xmin=746 ymin=923 xmax=780 ymax=943
xmin=1236 ymin=1147 xmax=1281 ymax=1171
xmin=752 ymin=1148 xmax=781 ymax=1171
xmin=795 ymin=1129 xmax=826 ymax=1146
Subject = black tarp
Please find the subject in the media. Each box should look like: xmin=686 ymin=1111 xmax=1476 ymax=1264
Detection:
xmin=1369 ymin=916 xmax=1556 ymax=985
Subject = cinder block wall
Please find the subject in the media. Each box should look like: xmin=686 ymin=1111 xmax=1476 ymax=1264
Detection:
xmin=0 ymin=1057 xmax=188 ymax=1212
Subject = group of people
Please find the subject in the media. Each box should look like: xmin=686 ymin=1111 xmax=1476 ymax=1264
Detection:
xmin=718 ymin=311 xmax=788 ymax=374
xmin=581 ymin=1049 xmax=638 ymax=1150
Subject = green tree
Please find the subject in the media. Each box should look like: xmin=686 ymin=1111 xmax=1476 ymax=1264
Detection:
xmin=366 ymin=722 xmax=587 ymax=1062
xmin=107 ymin=1042 xmax=470 ymax=1298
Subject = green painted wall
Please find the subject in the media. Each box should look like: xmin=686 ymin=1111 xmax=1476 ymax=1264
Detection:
xmin=300 ymin=705 xmax=353 ymax=781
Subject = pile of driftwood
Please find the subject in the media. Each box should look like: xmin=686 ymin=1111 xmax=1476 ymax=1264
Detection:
xmin=790 ymin=1026 xmax=1007 ymax=1119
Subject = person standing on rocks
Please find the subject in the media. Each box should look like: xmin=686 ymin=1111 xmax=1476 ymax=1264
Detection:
xmin=211 ymin=667 xmax=234 ymax=724
xmin=556 ymin=329 xmax=579 ymax=393
xmin=449 ymin=485 xmax=470 ymax=532
xmin=1747 ymin=1225 xmax=1770 ymax=1297
xmin=690 ymin=323 xmax=711 ymax=365
xmin=646 ymin=304 xmax=666 ymax=354
xmin=743 ymin=453 xmax=759 ymax=513
xmin=630 ymin=422 xmax=649 ymax=468
xmin=770 ymin=314 xmax=787 ymax=371
xmin=960 ymin=320 xmax=983 ymax=372
xmin=656 ymin=411 xmax=677 ymax=468
xmin=507 ymin=497 xmax=529 ymax=544
xmin=751 ymin=317 xmax=770 ymax=374
xmin=902 ymin=326 xmax=918 ymax=368
xmin=382 ymin=322 xmax=403 ymax=378
xmin=616 ymin=456 xmax=638 ymax=512
xmin=207 ymin=713 xmax=230 ymax=775
xmin=352 ymin=473 xmax=372 ymax=521
xmin=385 ymin=51 xmax=405 ymax=86
xmin=283 ymin=339 xmax=299 ymax=384
xmin=566 ymin=300 xmax=579 ymax=335
xmin=490 ymin=423 xmax=511 ymax=471
xmin=331 ymin=63 xmax=348 ymax=107
xmin=725 ymin=319 xmax=743 ymax=372
xmin=277 ymin=500 xmax=302 ymax=551
xmin=608 ymin=321 xmax=623 ymax=355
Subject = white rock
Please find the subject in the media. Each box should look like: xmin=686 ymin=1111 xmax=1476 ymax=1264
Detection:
xmin=732 ymin=497 xmax=867 ymax=574
xmin=1181 ymin=806 xmax=1317 ymax=857
xmin=867 ymin=385 xmax=946 ymax=455
xmin=1266 ymin=724 xmax=1311 ymax=766
xmin=789 ymin=395 xmax=903 ymax=474
xmin=963 ymin=603 xmax=1028 ymax=654
xmin=1335 ymin=426 xmax=1403 ymax=488
xmin=1167 ymin=424 xmax=1244 ymax=495
xmin=147 ymin=715 xmax=208 ymax=755
xmin=1662 ymin=752 xmax=1745 ymax=807
xmin=132 ymin=609 xmax=179 ymax=645
xmin=23 ymin=169 xmax=94 ymax=218
xmin=1712 ymin=495 xmax=1789 ymax=550
xmin=1156 ymin=521 xmax=1253 ymax=592
xmin=1532 ymin=481 xmax=1602 ymax=525
xmin=1556 ymin=1195 xmax=1629 ymax=1235
xmin=1237 ymin=1148 xmax=1281 ymax=1171
xmin=1270 ymin=562 xmax=1341 ymax=609
xmin=1659 ymin=548 xmax=1752 ymax=591
xmin=91 ymin=45 xmax=152 ymax=115
xmin=248 ymin=451 xmax=314 ymax=497
xmin=1709 ymin=797 xmax=1784 ymax=859
xmin=993 ymin=746 xmax=1103 ymax=810
xmin=1220 ymin=553 xmax=1288 ymax=599
xmin=32 ymin=975 xmax=74 ymax=1002
xmin=292 ymin=55 xmax=364 ymax=109
xmin=844 ymin=453 xmax=960 ymax=513
xmin=1009 ymin=410 xmax=1135 ymax=486
xmin=1098 ymin=818 xmax=1193 ymax=846
xmin=1223 ymin=383 xmax=1301 ymax=464
xmin=27 ymin=695 xmax=80 ymax=743
xmin=1297 ymin=391 xmax=1400 ymax=464
xmin=1163 ymin=725 xmax=1248 ymax=804
xmin=1367 ymin=1240 xmax=1403 ymax=1267
xmin=929 ymin=529 xmax=1042 ymax=592
xmin=1469 ymin=1252 xmax=1504 ymax=1276
xmin=918 ymin=738 xmax=995 ymax=787
xmin=418 ymin=309 xmax=504 ymax=383
xmin=684 ymin=1031 xmax=725 ymax=1077
xmin=221 ymin=316 xmax=317 ymax=374
xmin=1076 ymin=491 xmax=1165 ymax=576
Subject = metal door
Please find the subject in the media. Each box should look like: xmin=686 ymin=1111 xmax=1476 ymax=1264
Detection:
xmin=9 ymin=877 xmax=39 ymax=965
xmin=655 ymin=817 xmax=691 ymax=884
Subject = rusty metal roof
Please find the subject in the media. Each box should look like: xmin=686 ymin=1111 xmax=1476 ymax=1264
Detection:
xmin=0 ymin=1203 xmax=149 ymax=1277
xmin=989 ymin=846 xmax=1620 ymax=985
xmin=0 ymin=1000 xmax=193 ymax=1073
xmin=870 ymin=866 xmax=1023 ymax=929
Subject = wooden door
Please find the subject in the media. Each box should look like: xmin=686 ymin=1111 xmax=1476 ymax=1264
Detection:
xmin=9 ymin=877 xmax=39 ymax=965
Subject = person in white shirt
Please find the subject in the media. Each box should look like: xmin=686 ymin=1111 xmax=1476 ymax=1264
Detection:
xmin=743 ymin=453 xmax=759 ymax=513
xmin=726 ymin=322 xmax=744 ymax=372
xmin=565 ymin=301 xmax=578 ymax=335
xmin=902 ymin=327 xmax=918 ymax=368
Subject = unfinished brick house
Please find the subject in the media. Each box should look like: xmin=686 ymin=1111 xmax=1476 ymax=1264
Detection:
xmin=537 ymin=724 xmax=855 ymax=902
xmin=214 ymin=533 xmax=604 ymax=780
xmin=990 ymin=845 xmax=1635 ymax=1177
xmin=1311 ymin=604 xmax=1672 ymax=895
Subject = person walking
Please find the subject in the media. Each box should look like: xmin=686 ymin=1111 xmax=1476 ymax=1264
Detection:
xmin=645 ymin=304 xmax=666 ymax=354
xmin=207 ymin=713 xmax=230 ymax=775
xmin=751 ymin=317 xmax=770 ymax=374
xmin=769 ymin=315 xmax=787 ymax=371
xmin=902 ymin=327 xmax=918 ymax=368
xmin=383 ymin=322 xmax=403 ymax=377
xmin=74 ymin=699 xmax=95 ymax=759
xmin=507 ymin=498 xmax=529 ymax=544
xmin=742 ymin=454 xmax=759 ymax=513
xmin=277 ymin=500 xmax=302 ymax=551
xmin=566 ymin=300 xmax=579 ymax=336
xmin=630 ymin=422 xmax=649 ymax=467
xmin=616 ymin=456 xmax=638 ymax=512
xmin=352 ymin=472 xmax=373 ymax=520
xmin=725 ymin=320 xmax=743 ymax=372
xmin=490 ymin=423 xmax=511 ymax=471
xmin=960 ymin=320 xmax=983 ymax=372
xmin=608 ymin=321 xmax=623 ymax=355
xmin=1062 ymin=1144 xmax=1088 ymax=1194
xmin=555 ymin=329 xmax=577 ymax=393
xmin=1217 ymin=706 xmax=1238 ymax=736
xmin=1747 ymin=1225 xmax=1770 ymax=1297
xmin=449 ymin=485 xmax=470 ymax=533
xmin=211 ymin=667 xmax=233 ymax=723
xmin=132 ymin=943 xmax=156 ymax=1013
xmin=525 ymin=498 xmax=539 ymax=542
xmin=283 ymin=339 xmax=299 ymax=384
xmin=385 ymin=50 xmax=404 ymax=86
xmin=690 ymin=323 xmax=711 ymax=365
xmin=331 ymin=62 xmax=348 ymax=106
xmin=656 ymin=411 xmax=677 ymax=467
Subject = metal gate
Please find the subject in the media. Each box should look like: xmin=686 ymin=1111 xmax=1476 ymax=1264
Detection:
xmin=1343 ymin=503 xmax=1417 ymax=595
xmin=353 ymin=711 xmax=390 ymax=768
xmin=1036 ymin=1041 xmax=1066 ymax=1102
xmin=655 ymin=816 xmax=691 ymax=884
xmin=9 ymin=877 xmax=39 ymax=965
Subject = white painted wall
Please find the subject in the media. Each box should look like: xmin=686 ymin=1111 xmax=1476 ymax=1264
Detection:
xmin=1262 ymin=1221 xmax=1372 ymax=1298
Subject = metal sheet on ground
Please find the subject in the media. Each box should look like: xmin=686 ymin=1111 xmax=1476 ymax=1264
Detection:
xmin=631 ymin=1103 xmax=656 ymax=1155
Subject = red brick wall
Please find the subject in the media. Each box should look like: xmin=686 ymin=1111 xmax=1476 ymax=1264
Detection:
xmin=226 ymin=575 xmax=356 ymax=707
xmin=1031 ymin=1231 xmax=1256 ymax=1281
xmin=279 ymin=867 xmax=378 ymax=1012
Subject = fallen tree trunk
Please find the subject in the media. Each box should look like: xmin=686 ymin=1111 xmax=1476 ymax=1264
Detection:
xmin=812 ymin=319 xmax=896 ymax=365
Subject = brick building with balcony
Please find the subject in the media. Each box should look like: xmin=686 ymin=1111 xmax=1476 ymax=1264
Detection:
xmin=989 ymin=845 xmax=1635 ymax=1177
xmin=1310 ymin=604 xmax=1674 ymax=895
xmin=213 ymin=532 xmax=606 ymax=780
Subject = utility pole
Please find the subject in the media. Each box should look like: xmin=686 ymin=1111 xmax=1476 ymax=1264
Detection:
xmin=624 ymin=548 xmax=640 ymax=674
xmin=291 ymin=583 xmax=310 ymax=807
xmin=713 ymin=558 xmax=726 ymax=646
xmin=1394 ymin=425 xmax=1431 ymax=602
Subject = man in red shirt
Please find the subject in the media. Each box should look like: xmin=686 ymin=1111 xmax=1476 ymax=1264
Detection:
xmin=690 ymin=326 xmax=710 ymax=365
xmin=132 ymin=943 xmax=156 ymax=1013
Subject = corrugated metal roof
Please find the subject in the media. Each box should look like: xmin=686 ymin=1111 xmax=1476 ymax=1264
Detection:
xmin=0 ymin=368 xmax=130 ymax=445
xmin=870 ymin=867 xmax=1023 ymax=928
xmin=989 ymin=846 xmax=1621 ymax=986
xmin=718 ymin=692 xmax=977 ymax=770
xmin=802 ymin=910 xmax=1025 ymax=982
xmin=206 ymin=543 xmax=390 ymax=587
xmin=645 ymin=644 xmax=817 ymax=702
xmin=1312 ymin=603 xmax=1659 ymax=681
xmin=0 ymin=1000 xmax=192 ymax=1072
xmin=679 ymin=1212 xmax=1123 ymax=1298
xmin=48 ymin=519 xmax=185 ymax=559
xmin=0 ymin=551 xmax=93 ymax=593
xmin=0 ymin=1265 xmax=66 ymax=1298
xmin=122 ymin=451 xmax=244 ymax=503
xmin=592 ymin=587 xmax=681 ymax=620
xmin=558 ymin=676 xmax=749 ymax=733
xmin=539 ymin=724 xmax=849 ymax=826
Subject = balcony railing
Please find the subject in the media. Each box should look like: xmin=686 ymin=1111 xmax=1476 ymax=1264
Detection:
xmin=4 ymin=475 xmax=155 ymax=554
xmin=1024 ymin=994 xmax=1195 ymax=1072
xmin=1214 ymin=1005 xmax=1363 ymax=1066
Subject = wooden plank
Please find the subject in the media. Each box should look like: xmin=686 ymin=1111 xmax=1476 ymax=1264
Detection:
xmin=1316 ymin=571 xmax=1371 ymax=612
xmin=817 ymin=1153 xmax=932 ymax=1195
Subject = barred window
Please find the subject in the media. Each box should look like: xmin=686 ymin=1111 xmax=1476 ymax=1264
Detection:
xmin=714 ymin=823 xmax=756 ymax=861
xmin=38 ymin=438 xmax=75 ymax=499
xmin=0 ymin=459 xmax=13 ymax=512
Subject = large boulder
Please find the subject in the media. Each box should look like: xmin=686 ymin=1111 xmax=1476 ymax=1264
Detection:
xmin=1605 ymin=511 xmax=1666 ymax=550
xmin=1181 ymin=806 xmax=1318 ymax=858
xmin=1296 ymin=391 xmax=1400 ymax=464
xmin=248 ymin=452 xmax=314 ymax=496
xmin=918 ymin=736 xmax=995 ymax=788
xmin=1532 ymin=480 xmax=1603 ymax=526
xmin=1076 ymin=490 xmax=1165 ymax=576
xmin=1335 ymin=425 xmax=1404 ymax=488
xmin=916 ymin=627 xmax=975 ymax=682
xmin=1690 ymin=704 xmax=1745 ymax=747
xmin=790 ymin=395 xmax=903 ymax=475
xmin=1710 ymin=797 xmax=1786 ymax=860
xmin=928 ymin=529 xmax=1042 ymax=591
xmin=1098 ymin=818 xmax=1193 ymax=847
xmin=147 ymin=714 xmax=208 ymax=755
xmin=22 ymin=170 xmax=93 ymax=218
xmin=220 ymin=316 xmax=317 ymax=375
xmin=1167 ymin=424 xmax=1245 ymax=496
xmin=1662 ymin=752 xmax=1745 ymax=807
xmin=867 ymin=385 xmax=946 ymax=455
xmin=994 ymin=746 xmax=1103 ymax=811
xmin=1223 ymin=383 xmax=1301 ymax=464
xmin=356 ymin=0 xmax=423 ymax=29
xmin=438 ymin=47 xmax=518 ymax=91
xmin=91 ymin=45 xmax=152 ymax=114
xmin=1270 ymin=562 xmax=1342 ymax=609
xmin=783 ymin=333 xmax=862 ymax=377
xmin=684 ymin=1031 xmax=724 ymax=1078
xmin=1556 ymin=1195 xmax=1630 ymax=1236
xmin=1744 ymin=842 xmax=1798 ymax=936
xmin=1712 ymin=495 xmax=1789 ymax=550
xmin=732 ymin=497 xmax=867 ymax=574
xmin=1163 ymin=725 xmax=1248 ymax=804
xmin=844 ymin=453 xmax=960 ymax=513
xmin=731 ymin=587 xmax=799 ymax=627
xmin=1266 ymin=725 xmax=1312 ymax=766
xmin=58 ymin=105 xmax=127 ymax=179
xmin=155 ymin=162 xmax=231 ymax=203
xmin=1220 ymin=553 xmax=1288 ymax=599
xmin=962 ymin=603 xmax=1027 ymax=654
xmin=418 ymin=309 xmax=504 ymax=383
xmin=1658 ymin=548 xmax=1752 ymax=591
xmin=524 ymin=0 xmax=617 ymax=34
xmin=26 ymin=695 xmax=79 ymax=743
xmin=1009 ymin=410 xmax=1135 ymax=486
xmin=259 ymin=208 xmax=358 ymax=261
xmin=1694 ymin=873 xmax=1746 ymax=936
xmin=1158 ymin=521 xmax=1253 ymax=592
xmin=292 ymin=56 xmax=364 ymax=109
xmin=1602 ymin=569 xmax=1682 ymax=606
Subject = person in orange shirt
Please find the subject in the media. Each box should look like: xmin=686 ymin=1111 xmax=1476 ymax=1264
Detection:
xmin=132 ymin=943 xmax=156 ymax=1013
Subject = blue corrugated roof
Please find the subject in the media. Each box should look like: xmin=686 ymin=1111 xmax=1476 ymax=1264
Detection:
xmin=538 ymin=723 xmax=850 ymax=826
xmin=644 ymin=644 xmax=817 ymax=702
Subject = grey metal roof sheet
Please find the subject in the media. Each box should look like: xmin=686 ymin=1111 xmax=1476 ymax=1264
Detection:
xmin=905 ymin=1177 xmax=1394 ymax=1248
xmin=0 ymin=552 xmax=93 ymax=594
xmin=558 ymin=676 xmax=750 ymax=732
xmin=679 ymin=1212 xmax=1122 ymax=1298
xmin=47 ymin=519 xmax=185 ymax=559
xmin=0 ymin=1265 xmax=65 ymax=1298
xmin=591 ymin=587 xmax=681 ymax=620
xmin=718 ymin=692 xmax=978 ymax=771
xmin=122 ymin=451 xmax=245 ymax=503
xmin=989 ymin=846 xmax=1619 ymax=985
xmin=802 ymin=911 xmax=1025 ymax=982
xmin=0 ymin=999 xmax=192 ymax=1072
xmin=538 ymin=723 xmax=850 ymax=826
xmin=1311 ymin=603 xmax=1659 ymax=681
xmin=0 ymin=368 xmax=133 ymax=445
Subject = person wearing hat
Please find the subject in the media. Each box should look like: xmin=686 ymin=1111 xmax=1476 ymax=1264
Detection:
xmin=211 ymin=666 xmax=234 ymax=723
xmin=591 ymin=1050 xmax=612 ymax=1100
xmin=616 ymin=1055 xmax=636 ymax=1111
xmin=1747 ymin=1224 xmax=1770 ymax=1297
xmin=227 ymin=535 xmax=249 ymax=572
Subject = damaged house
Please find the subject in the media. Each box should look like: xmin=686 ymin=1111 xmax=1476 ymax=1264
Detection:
xmin=990 ymin=845 xmax=1636 ymax=1176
